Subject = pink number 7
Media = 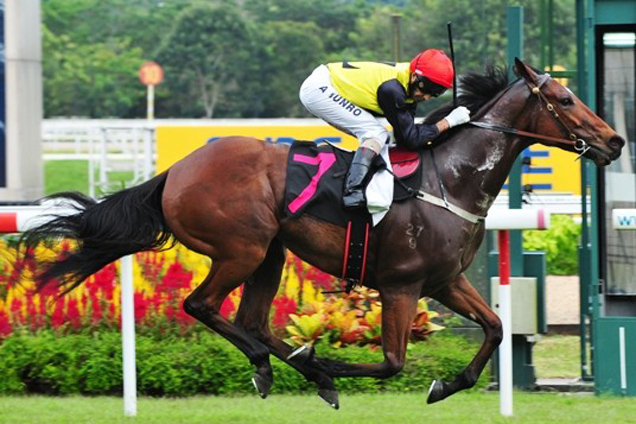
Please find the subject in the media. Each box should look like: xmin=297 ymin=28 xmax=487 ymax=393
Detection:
xmin=288 ymin=152 xmax=337 ymax=214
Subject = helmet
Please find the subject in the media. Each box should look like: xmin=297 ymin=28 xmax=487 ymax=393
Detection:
xmin=409 ymin=49 xmax=454 ymax=89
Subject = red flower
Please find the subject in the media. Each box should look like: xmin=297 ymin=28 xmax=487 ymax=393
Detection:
xmin=134 ymin=293 xmax=149 ymax=322
xmin=51 ymin=297 xmax=66 ymax=329
xmin=160 ymin=261 xmax=192 ymax=294
xmin=0 ymin=310 xmax=12 ymax=337
xmin=10 ymin=298 xmax=23 ymax=325
xmin=67 ymin=298 xmax=82 ymax=330
xmin=90 ymin=293 xmax=102 ymax=324
xmin=219 ymin=297 xmax=235 ymax=319
xmin=271 ymin=295 xmax=297 ymax=329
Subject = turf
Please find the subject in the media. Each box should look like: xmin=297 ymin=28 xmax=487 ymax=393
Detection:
xmin=44 ymin=160 xmax=134 ymax=196
xmin=0 ymin=392 xmax=634 ymax=424
xmin=534 ymin=335 xmax=583 ymax=379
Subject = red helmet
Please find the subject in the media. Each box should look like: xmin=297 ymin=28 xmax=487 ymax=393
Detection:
xmin=409 ymin=49 xmax=454 ymax=89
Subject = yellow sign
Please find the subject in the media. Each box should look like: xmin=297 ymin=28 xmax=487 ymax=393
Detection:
xmin=155 ymin=125 xmax=359 ymax=173
xmin=519 ymin=145 xmax=581 ymax=195
xmin=156 ymin=124 xmax=581 ymax=195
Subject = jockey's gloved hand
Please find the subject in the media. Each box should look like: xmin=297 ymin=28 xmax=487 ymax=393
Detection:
xmin=444 ymin=106 xmax=471 ymax=128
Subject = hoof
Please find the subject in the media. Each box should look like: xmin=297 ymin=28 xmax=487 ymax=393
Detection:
xmin=426 ymin=380 xmax=446 ymax=404
xmin=318 ymin=388 xmax=339 ymax=410
xmin=252 ymin=373 xmax=272 ymax=399
xmin=287 ymin=345 xmax=314 ymax=364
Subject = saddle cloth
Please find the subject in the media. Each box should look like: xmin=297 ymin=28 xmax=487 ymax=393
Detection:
xmin=284 ymin=141 xmax=422 ymax=228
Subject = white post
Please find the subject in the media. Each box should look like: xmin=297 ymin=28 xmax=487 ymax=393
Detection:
xmin=147 ymin=84 xmax=155 ymax=121
xmin=143 ymin=129 xmax=153 ymax=181
xmin=99 ymin=128 xmax=108 ymax=193
xmin=499 ymin=285 xmax=513 ymax=416
xmin=120 ymin=255 xmax=137 ymax=417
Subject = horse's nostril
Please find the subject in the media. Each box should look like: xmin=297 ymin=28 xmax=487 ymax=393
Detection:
xmin=609 ymin=136 xmax=625 ymax=151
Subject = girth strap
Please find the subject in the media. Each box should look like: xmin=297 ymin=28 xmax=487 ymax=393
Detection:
xmin=415 ymin=190 xmax=485 ymax=224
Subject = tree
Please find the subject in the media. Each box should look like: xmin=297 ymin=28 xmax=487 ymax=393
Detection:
xmin=258 ymin=21 xmax=325 ymax=117
xmin=155 ymin=3 xmax=260 ymax=118
xmin=42 ymin=26 xmax=145 ymax=118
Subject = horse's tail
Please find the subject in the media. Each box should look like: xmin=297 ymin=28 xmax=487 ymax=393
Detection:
xmin=17 ymin=172 xmax=173 ymax=293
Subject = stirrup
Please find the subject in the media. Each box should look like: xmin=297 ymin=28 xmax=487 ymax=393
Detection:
xmin=342 ymin=189 xmax=366 ymax=210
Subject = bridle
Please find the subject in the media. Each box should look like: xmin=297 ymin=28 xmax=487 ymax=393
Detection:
xmin=412 ymin=73 xmax=593 ymax=225
xmin=469 ymin=73 xmax=591 ymax=159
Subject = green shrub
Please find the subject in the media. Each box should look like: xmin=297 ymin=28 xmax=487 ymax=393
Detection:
xmin=0 ymin=330 xmax=489 ymax=396
xmin=523 ymin=215 xmax=581 ymax=275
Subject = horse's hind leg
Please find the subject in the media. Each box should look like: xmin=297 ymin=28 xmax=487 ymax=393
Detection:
xmin=183 ymin=258 xmax=274 ymax=398
xmin=426 ymin=273 xmax=503 ymax=404
xmin=234 ymin=240 xmax=340 ymax=408
xmin=292 ymin=283 xmax=421 ymax=381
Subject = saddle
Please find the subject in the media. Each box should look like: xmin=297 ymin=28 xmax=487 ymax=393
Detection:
xmin=284 ymin=141 xmax=422 ymax=227
xmin=283 ymin=141 xmax=423 ymax=287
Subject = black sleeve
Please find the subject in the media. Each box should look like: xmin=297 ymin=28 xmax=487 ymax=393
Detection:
xmin=377 ymin=79 xmax=440 ymax=150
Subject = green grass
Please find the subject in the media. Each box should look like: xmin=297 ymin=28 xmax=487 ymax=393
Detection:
xmin=0 ymin=392 xmax=635 ymax=424
xmin=533 ymin=335 xmax=582 ymax=379
xmin=44 ymin=160 xmax=134 ymax=196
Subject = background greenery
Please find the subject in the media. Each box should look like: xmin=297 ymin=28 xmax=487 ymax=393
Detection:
xmin=0 ymin=330 xmax=487 ymax=396
xmin=42 ymin=0 xmax=577 ymax=119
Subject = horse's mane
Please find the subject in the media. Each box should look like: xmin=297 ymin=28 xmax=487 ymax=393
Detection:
xmin=423 ymin=65 xmax=510 ymax=141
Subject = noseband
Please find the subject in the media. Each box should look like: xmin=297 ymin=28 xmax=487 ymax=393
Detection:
xmin=469 ymin=74 xmax=590 ymax=158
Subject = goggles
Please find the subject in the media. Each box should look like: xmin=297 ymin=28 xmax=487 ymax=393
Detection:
xmin=414 ymin=76 xmax=447 ymax=98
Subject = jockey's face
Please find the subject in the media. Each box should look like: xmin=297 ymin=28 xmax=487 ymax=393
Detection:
xmin=409 ymin=73 xmax=446 ymax=102
xmin=409 ymin=74 xmax=432 ymax=102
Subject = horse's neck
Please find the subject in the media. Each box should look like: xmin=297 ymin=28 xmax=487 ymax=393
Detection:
xmin=433 ymin=82 xmax=533 ymax=216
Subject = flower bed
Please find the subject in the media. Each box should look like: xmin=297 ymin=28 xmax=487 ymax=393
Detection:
xmin=0 ymin=238 xmax=442 ymax=347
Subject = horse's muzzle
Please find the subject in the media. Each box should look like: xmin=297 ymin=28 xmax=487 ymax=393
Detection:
xmin=608 ymin=135 xmax=625 ymax=161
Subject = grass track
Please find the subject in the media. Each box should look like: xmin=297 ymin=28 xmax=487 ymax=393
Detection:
xmin=1 ymin=392 xmax=635 ymax=424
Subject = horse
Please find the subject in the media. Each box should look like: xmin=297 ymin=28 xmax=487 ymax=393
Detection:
xmin=17 ymin=58 xmax=623 ymax=408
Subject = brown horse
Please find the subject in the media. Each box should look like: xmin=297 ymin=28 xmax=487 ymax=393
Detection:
xmin=17 ymin=59 xmax=623 ymax=407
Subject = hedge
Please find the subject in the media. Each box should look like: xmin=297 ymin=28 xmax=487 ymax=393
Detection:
xmin=0 ymin=331 xmax=489 ymax=396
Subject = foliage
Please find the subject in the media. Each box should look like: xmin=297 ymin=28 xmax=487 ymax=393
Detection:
xmin=523 ymin=215 xmax=581 ymax=275
xmin=155 ymin=4 xmax=262 ymax=118
xmin=41 ymin=0 xmax=579 ymax=119
xmin=0 ymin=330 xmax=486 ymax=396
xmin=42 ymin=27 xmax=145 ymax=118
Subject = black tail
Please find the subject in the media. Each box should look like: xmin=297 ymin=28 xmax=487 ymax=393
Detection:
xmin=17 ymin=172 xmax=173 ymax=293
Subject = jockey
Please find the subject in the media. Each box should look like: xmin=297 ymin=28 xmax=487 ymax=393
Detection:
xmin=299 ymin=49 xmax=471 ymax=210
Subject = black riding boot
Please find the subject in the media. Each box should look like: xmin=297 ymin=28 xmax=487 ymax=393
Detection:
xmin=342 ymin=146 xmax=378 ymax=210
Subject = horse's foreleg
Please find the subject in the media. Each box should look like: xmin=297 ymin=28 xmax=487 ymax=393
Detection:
xmin=427 ymin=273 xmax=503 ymax=404
xmin=234 ymin=241 xmax=340 ymax=408
xmin=183 ymin=259 xmax=273 ymax=398
xmin=294 ymin=284 xmax=420 ymax=380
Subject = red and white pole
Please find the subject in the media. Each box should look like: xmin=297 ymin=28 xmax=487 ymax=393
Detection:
xmin=485 ymin=208 xmax=550 ymax=418
xmin=498 ymin=230 xmax=513 ymax=417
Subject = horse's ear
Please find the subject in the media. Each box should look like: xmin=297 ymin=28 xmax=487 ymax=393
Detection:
xmin=513 ymin=57 xmax=537 ymax=83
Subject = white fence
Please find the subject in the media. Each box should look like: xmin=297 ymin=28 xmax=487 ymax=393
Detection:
xmin=42 ymin=120 xmax=155 ymax=197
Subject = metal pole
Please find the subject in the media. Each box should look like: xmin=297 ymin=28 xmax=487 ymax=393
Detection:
xmin=120 ymin=255 xmax=137 ymax=417
xmin=506 ymin=6 xmax=524 ymax=276
xmin=391 ymin=14 xmax=401 ymax=63
xmin=576 ymin=0 xmax=592 ymax=381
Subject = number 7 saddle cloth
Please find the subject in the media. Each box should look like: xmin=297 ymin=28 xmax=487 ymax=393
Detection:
xmin=283 ymin=140 xmax=422 ymax=228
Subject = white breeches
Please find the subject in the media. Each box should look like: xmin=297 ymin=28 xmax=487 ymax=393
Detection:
xmin=299 ymin=64 xmax=394 ymax=224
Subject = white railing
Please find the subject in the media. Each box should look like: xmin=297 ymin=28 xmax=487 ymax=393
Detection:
xmin=42 ymin=121 xmax=155 ymax=197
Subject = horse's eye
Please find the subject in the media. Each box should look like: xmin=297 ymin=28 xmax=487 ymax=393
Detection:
xmin=559 ymin=97 xmax=574 ymax=106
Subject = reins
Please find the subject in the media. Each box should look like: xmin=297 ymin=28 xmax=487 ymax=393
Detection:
xmin=413 ymin=73 xmax=592 ymax=225
xmin=469 ymin=74 xmax=591 ymax=159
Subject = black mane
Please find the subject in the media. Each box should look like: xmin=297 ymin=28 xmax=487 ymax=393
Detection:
xmin=423 ymin=65 xmax=510 ymax=132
